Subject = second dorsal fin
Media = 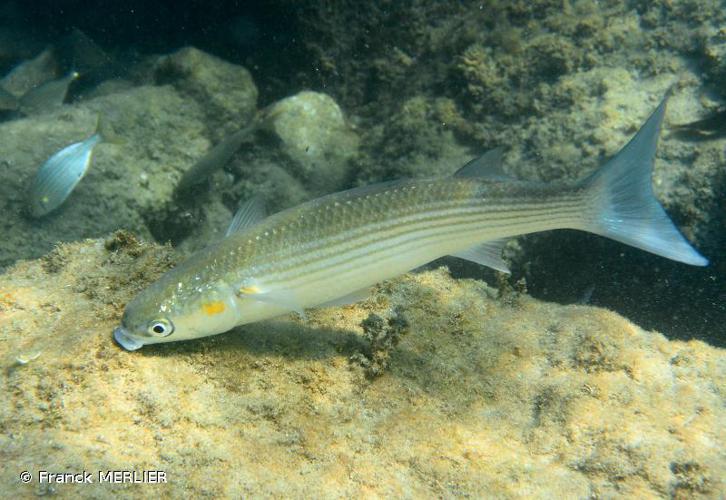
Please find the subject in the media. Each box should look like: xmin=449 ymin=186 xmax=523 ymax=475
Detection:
xmin=453 ymin=147 xmax=512 ymax=180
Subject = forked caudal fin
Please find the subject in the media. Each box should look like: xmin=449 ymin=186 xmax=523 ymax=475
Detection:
xmin=579 ymin=92 xmax=708 ymax=266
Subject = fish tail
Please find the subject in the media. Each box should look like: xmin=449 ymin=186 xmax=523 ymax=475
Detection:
xmin=579 ymin=92 xmax=708 ymax=266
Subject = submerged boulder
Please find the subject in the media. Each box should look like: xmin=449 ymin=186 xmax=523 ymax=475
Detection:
xmin=0 ymin=47 xmax=267 ymax=269
xmin=0 ymin=48 xmax=58 ymax=98
xmin=153 ymin=46 xmax=258 ymax=140
xmin=0 ymin=84 xmax=210 ymax=269
xmin=263 ymin=90 xmax=359 ymax=193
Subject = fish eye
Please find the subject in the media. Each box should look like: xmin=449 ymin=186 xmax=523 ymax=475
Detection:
xmin=148 ymin=319 xmax=174 ymax=337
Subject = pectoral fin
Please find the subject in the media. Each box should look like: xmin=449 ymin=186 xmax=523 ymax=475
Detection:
xmin=237 ymin=282 xmax=306 ymax=318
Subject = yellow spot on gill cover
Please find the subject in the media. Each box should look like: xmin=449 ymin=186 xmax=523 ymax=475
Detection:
xmin=202 ymin=301 xmax=226 ymax=315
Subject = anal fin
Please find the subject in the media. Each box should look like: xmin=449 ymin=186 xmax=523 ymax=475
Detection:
xmin=315 ymin=288 xmax=371 ymax=308
xmin=450 ymin=239 xmax=511 ymax=273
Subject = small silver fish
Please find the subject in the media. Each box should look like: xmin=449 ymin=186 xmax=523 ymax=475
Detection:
xmin=114 ymin=92 xmax=708 ymax=351
xmin=672 ymin=106 xmax=726 ymax=141
xmin=27 ymin=129 xmax=102 ymax=218
xmin=176 ymin=124 xmax=257 ymax=192
xmin=19 ymin=70 xmax=79 ymax=116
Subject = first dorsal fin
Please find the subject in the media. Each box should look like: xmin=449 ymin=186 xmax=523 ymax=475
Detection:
xmin=225 ymin=196 xmax=266 ymax=236
xmin=454 ymin=147 xmax=512 ymax=180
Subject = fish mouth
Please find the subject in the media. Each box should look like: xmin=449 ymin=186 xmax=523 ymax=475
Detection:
xmin=113 ymin=326 xmax=144 ymax=351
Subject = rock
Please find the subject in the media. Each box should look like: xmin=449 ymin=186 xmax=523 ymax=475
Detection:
xmin=263 ymin=90 xmax=359 ymax=193
xmin=355 ymin=95 xmax=471 ymax=184
xmin=79 ymin=78 xmax=136 ymax=100
xmin=0 ymin=84 xmax=210 ymax=269
xmin=0 ymin=238 xmax=723 ymax=498
xmin=0 ymin=48 xmax=309 ymax=262
xmin=0 ymin=48 xmax=59 ymax=97
xmin=703 ymin=27 xmax=726 ymax=92
xmin=153 ymin=46 xmax=258 ymax=140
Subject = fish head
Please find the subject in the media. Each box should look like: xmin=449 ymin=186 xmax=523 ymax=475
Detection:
xmin=113 ymin=286 xmax=177 ymax=351
xmin=114 ymin=265 xmax=241 ymax=351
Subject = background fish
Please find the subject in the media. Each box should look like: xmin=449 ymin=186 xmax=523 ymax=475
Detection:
xmin=671 ymin=106 xmax=726 ymax=141
xmin=114 ymin=94 xmax=708 ymax=351
xmin=27 ymin=126 xmax=102 ymax=218
xmin=175 ymin=123 xmax=257 ymax=193
xmin=18 ymin=70 xmax=79 ymax=115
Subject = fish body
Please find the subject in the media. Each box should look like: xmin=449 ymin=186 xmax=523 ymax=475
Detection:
xmin=672 ymin=106 xmax=726 ymax=141
xmin=176 ymin=124 xmax=257 ymax=192
xmin=19 ymin=70 xmax=79 ymax=115
xmin=27 ymin=132 xmax=102 ymax=217
xmin=114 ymin=94 xmax=708 ymax=351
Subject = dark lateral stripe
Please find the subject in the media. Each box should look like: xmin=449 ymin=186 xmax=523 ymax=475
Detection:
xmin=262 ymin=202 xmax=584 ymax=280
xmin=265 ymin=202 xmax=583 ymax=286
xmin=255 ymin=194 xmax=585 ymax=277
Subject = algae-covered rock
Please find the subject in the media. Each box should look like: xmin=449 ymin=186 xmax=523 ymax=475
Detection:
xmin=0 ymin=46 xmax=269 ymax=269
xmin=0 ymin=235 xmax=723 ymax=498
xmin=0 ymin=48 xmax=58 ymax=98
xmin=355 ymin=95 xmax=471 ymax=184
xmin=263 ymin=90 xmax=359 ymax=193
xmin=153 ymin=46 xmax=258 ymax=139
xmin=703 ymin=26 xmax=726 ymax=92
xmin=0 ymin=84 xmax=209 ymax=269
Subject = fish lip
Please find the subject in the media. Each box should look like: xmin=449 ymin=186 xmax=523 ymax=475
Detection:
xmin=113 ymin=326 xmax=144 ymax=351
